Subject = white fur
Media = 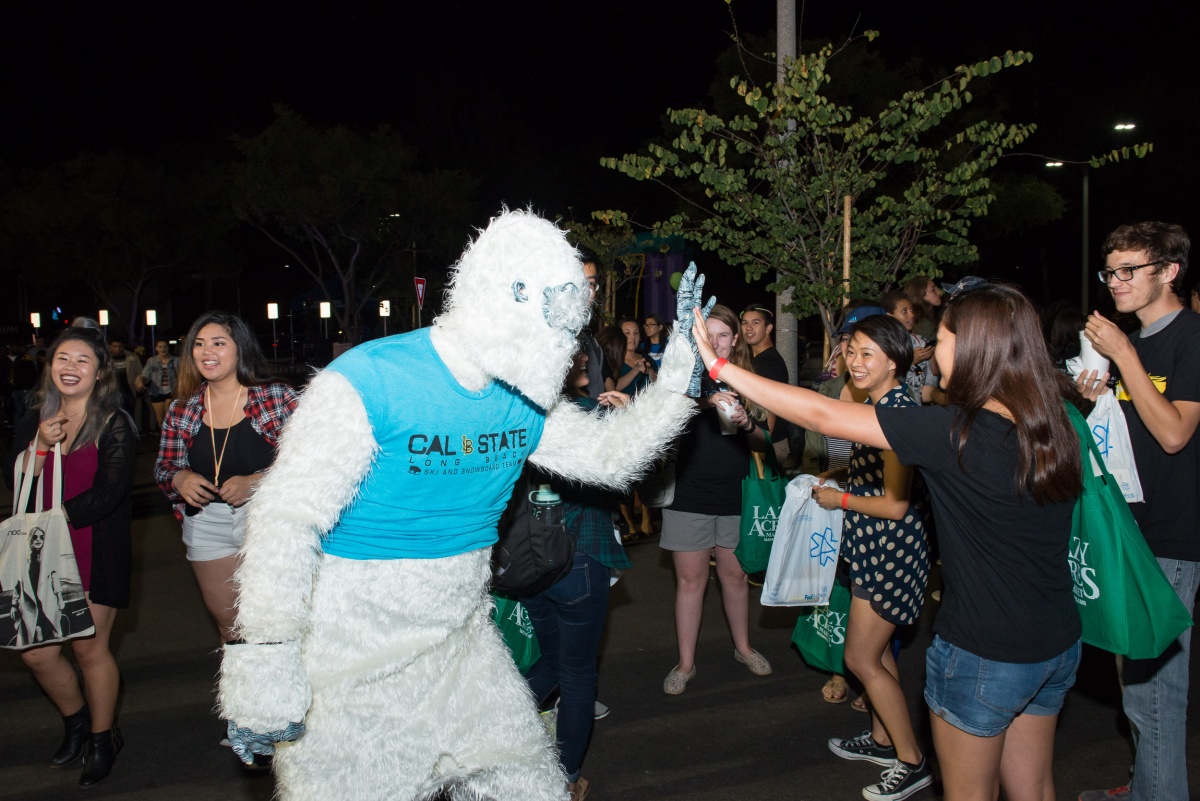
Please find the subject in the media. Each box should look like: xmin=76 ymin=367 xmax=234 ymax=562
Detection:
xmin=220 ymin=209 xmax=699 ymax=801
xmin=436 ymin=208 xmax=589 ymax=410
xmin=531 ymin=335 xmax=697 ymax=487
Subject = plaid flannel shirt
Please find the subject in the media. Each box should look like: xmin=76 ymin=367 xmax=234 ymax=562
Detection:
xmin=155 ymin=381 xmax=298 ymax=521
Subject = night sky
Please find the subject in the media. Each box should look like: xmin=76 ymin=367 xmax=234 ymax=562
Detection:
xmin=2 ymin=0 xmax=1194 ymax=326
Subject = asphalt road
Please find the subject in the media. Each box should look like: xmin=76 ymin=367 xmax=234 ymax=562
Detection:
xmin=2 ymin=440 xmax=1198 ymax=800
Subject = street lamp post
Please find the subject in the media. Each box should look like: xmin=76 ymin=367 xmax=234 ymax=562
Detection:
xmin=145 ymin=309 xmax=157 ymax=350
xmin=267 ymin=303 xmax=279 ymax=362
xmin=379 ymin=300 xmax=391 ymax=337
xmin=30 ymin=312 xmax=41 ymax=345
xmin=1034 ymin=122 xmax=1141 ymax=311
xmin=319 ymin=301 xmax=331 ymax=339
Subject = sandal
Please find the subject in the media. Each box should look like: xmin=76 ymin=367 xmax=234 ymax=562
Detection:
xmin=851 ymin=695 xmax=868 ymax=713
xmin=821 ymin=675 xmax=849 ymax=704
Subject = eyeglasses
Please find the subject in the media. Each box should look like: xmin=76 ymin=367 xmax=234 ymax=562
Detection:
xmin=1097 ymin=260 xmax=1164 ymax=284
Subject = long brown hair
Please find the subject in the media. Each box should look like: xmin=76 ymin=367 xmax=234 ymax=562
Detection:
xmin=902 ymin=276 xmax=938 ymax=326
xmin=176 ymin=311 xmax=275 ymax=400
xmin=941 ymin=284 xmax=1081 ymax=504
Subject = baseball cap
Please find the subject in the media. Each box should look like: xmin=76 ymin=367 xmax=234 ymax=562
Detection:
xmin=834 ymin=305 xmax=887 ymax=337
xmin=940 ymin=276 xmax=989 ymax=298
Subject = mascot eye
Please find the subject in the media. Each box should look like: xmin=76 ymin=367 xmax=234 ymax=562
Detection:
xmin=512 ymin=281 xmax=528 ymax=303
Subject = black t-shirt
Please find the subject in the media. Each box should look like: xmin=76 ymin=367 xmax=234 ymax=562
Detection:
xmin=669 ymin=382 xmax=762 ymax=516
xmin=877 ymin=404 xmax=1081 ymax=662
xmin=1121 ymin=309 xmax=1200 ymax=560
xmin=752 ymin=347 xmax=790 ymax=441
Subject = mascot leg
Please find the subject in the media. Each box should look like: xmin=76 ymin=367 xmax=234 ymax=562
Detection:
xmin=271 ymin=550 xmax=564 ymax=801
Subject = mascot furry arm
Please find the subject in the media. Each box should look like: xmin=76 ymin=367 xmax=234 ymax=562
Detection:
xmin=218 ymin=369 xmax=376 ymax=739
xmin=531 ymin=262 xmax=712 ymax=485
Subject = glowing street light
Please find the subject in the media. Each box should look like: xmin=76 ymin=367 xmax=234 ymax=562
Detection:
xmin=379 ymin=300 xmax=391 ymax=337
xmin=319 ymin=301 xmax=331 ymax=339
xmin=267 ymin=303 xmax=279 ymax=361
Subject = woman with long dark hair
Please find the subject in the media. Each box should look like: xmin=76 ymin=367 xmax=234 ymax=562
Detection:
xmin=155 ymin=312 xmax=297 ymax=649
xmin=5 ymin=326 xmax=136 ymax=787
xmin=902 ymin=276 xmax=943 ymax=342
xmin=693 ymin=284 xmax=1082 ymax=801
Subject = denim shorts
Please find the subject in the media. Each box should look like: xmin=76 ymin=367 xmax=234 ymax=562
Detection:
xmin=924 ymin=635 xmax=1081 ymax=737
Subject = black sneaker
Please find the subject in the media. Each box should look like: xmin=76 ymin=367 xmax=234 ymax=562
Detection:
xmin=863 ymin=758 xmax=933 ymax=801
xmin=829 ymin=731 xmax=897 ymax=766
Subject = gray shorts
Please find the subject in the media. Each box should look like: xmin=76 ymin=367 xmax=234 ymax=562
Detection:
xmin=659 ymin=510 xmax=740 ymax=552
xmin=181 ymin=502 xmax=247 ymax=561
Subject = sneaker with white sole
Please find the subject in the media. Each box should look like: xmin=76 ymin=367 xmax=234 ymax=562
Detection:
xmin=1078 ymin=788 xmax=1130 ymax=801
xmin=829 ymin=731 xmax=898 ymax=766
xmin=863 ymin=758 xmax=933 ymax=801
xmin=593 ymin=701 xmax=610 ymax=720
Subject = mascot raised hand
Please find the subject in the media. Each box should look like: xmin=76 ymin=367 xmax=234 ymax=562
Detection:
xmin=218 ymin=209 xmax=708 ymax=801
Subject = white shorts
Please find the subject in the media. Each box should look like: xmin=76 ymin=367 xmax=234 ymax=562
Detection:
xmin=182 ymin=502 xmax=247 ymax=561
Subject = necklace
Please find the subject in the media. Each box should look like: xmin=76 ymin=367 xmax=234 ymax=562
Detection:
xmin=206 ymin=385 xmax=244 ymax=488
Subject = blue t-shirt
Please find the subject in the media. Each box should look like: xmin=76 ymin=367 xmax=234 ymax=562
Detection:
xmin=322 ymin=329 xmax=546 ymax=559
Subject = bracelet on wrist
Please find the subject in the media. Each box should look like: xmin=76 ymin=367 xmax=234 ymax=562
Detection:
xmin=841 ymin=492 xmax=851 ymax=510
xmin=708 ymin=358 xmax=728 ymax=381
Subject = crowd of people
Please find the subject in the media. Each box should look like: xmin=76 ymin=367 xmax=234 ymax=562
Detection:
xmin=2 ymin=219 xmax=1197 ymax=801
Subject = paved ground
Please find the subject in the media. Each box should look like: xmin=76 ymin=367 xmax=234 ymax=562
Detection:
xmin=2 ymin=439 xmax=1199 ymax=800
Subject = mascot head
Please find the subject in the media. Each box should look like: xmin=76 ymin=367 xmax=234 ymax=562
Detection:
xmin=437 ymin=209 xmax=590 ymax=409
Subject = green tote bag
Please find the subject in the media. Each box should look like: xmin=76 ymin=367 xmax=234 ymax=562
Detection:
xmin=790 ymin=580 xmax=850 ymax=673
xmin=735 ymin=443 xmax=786 ymax=574
xmin=491 ymin=593 xmax=542 ymax=674
xmin=1066 ymin=405 xmax=1192 ymax=660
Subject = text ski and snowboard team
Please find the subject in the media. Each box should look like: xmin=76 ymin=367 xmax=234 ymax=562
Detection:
xmin=2 ymin=220 xmax=1197 ymax=801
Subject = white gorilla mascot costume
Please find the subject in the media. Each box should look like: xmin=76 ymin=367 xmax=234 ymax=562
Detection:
xmin=218 ymin=209 xmax=710 ymax=800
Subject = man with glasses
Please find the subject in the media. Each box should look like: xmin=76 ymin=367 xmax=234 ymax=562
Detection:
xmin=740 ymin=304 xmax=791 ymax=463
xmin=1078 ymin=222 xmax=1200 ymax=801
xmin=580 ymin=254 xmax=607 ymax=400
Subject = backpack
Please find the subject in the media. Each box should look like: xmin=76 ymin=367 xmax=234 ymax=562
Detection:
xmin=491 ymin=467 xmax=574 ymax=597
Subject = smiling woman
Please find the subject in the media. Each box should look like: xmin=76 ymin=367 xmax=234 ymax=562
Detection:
xmin=4 ymin=324 xmax=137 ymax=787
xmin=153 ymin=312 xmax=298 ymax=681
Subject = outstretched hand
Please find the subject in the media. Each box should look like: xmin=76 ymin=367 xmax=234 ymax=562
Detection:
xmin=674 ymin=262 xmax=717 ymax=397
xmin=691 ymin=306 xmax=718 ymax=370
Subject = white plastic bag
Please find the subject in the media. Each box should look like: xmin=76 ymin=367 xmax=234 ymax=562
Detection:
xmin=1086 ymin=391 xmax=1144 ymax=503
xmin=761 ymin=474 xmax=843 ymax=607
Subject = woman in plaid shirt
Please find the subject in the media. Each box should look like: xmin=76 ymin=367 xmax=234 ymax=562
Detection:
xmin=154 ymin=312 xmax=297 ymax=649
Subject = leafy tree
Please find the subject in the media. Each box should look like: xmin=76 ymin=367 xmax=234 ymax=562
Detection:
xmin=599 ymin=34 xmax=1150 ymax=340
xmin=1 ymin=150 xmax=219 ymax=341
xmin=230 ymin=106 xmax=476 ymax=343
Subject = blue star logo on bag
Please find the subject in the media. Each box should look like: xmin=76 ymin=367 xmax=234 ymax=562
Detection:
xmin=809 ymin=526 xmax=839 ymax=567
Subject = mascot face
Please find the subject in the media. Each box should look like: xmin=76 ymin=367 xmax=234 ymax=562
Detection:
xmin=440 ymin=210 xmax=590 ymax=409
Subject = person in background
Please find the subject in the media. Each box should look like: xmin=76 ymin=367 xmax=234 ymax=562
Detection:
xmin=136 ymin=339 xmax=179 ymax=433
xmin=1078 ymin=222 xmax=1200 ymax=801
xmin=4 ymin=326 xmax=136 ymax=787
xmin=902 ymin=277 xmax=942 ymax=342
xmin=106 ymin=337 xmax=142 ymax=431
xmin=1040 ymin=300 xmax=1085 ymax=376
xmin=641 ymin=313 xmax=669 ymax=371
xmin=880 ymin=290 xmax=937 ymax=405
xmin=741 ymin=304 xmax=792 ymax=462
xmin=660 ymin=304 xmax=771 ymax=695
xmin=579 ymin=253 xmax=607 ymax=400
xmin=523 ymin=341 xmax=633 ymax=801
